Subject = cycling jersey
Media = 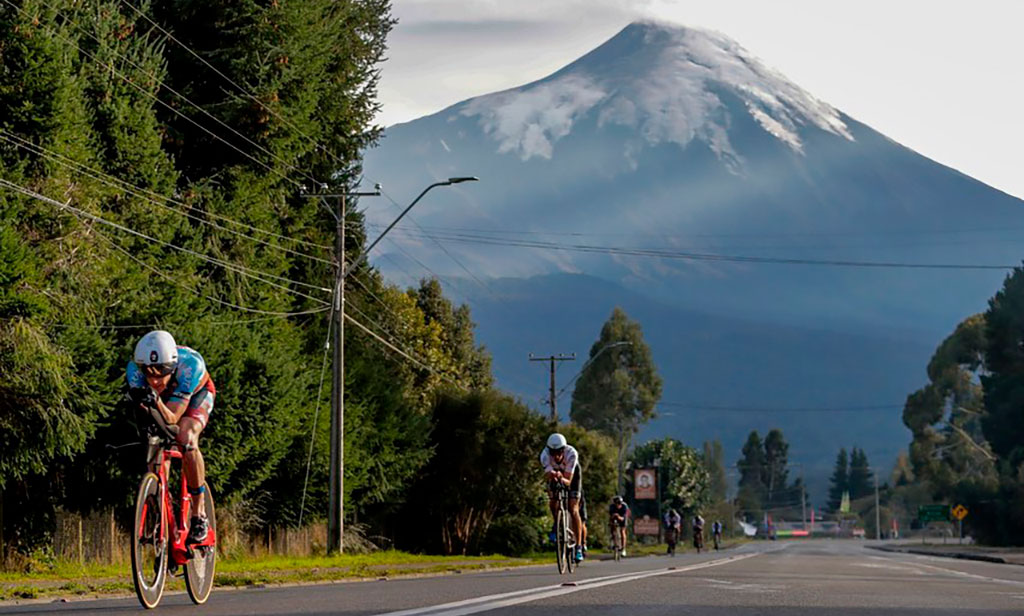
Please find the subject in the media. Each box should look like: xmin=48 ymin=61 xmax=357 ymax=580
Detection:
xmin=665 ymin=513 xmax=681 ymax=527
xmin=540 ymin=444 xmax=579 ymax=475
xmin=609 ymin=502 xmax=629 ymax=518
xmin=127 ymin=346 xmax=216 ymax=426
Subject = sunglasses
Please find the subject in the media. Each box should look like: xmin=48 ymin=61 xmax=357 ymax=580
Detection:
xmin=141 ymin=363 xmax=175 ymax=377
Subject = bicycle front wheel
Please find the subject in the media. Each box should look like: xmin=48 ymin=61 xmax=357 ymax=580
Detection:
xmin=131 ymin=472 xmax=168 ymax=609
xmin=555 ymin=508 xmax=567 ymax=574
xmin=185 ymin=486 xmax=217 ymax=605
xmin=564 ymin=507 xmax=576 ymax=574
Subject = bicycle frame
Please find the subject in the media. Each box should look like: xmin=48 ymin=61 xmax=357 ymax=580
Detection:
xmin=143 ymin=436 xmax=216 ymax=566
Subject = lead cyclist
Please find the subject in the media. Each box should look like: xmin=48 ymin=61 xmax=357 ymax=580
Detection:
xmin=126 ymin=330 xmax=215 ymax=543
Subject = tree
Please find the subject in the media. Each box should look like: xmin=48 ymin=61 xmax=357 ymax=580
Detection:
xmin=702 ymin=440 xmax=728 ymax=504
xmin=398 ymin=390 xmax=548 ymax=555
xmin=902 ymin=314 xmax=995 ymax=496
xmin=827 ymin=448 xmax=849 ymax=513
xmin=848 ymin=448 xmax=873 ymax=501
xmin=570 ymin=307 xmax=662 ymax=488
xmin=736 ymin=431 xmax=766 ymax=518
xmin=629 ymin=438 xmax=710 ymax=515
xmin=981 ymin=266 xmax=1024 ymax=463
xmin=763 ymin=429 xmax=790 ymax=509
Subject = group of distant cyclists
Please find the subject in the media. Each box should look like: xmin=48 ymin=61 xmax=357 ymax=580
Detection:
xmin=541 ymin=432 xmax=724 ymax=562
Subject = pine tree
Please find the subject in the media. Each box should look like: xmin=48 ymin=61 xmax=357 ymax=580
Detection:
xmin=827 ymin=448 xmax=849 ymax=513
xmin=848 ymin=448 xmax=873 ymax=500
xmin=763 ymin=429 xmax=790 ymax=509
xmin=737 ymin=431 xmax=766 ymax=517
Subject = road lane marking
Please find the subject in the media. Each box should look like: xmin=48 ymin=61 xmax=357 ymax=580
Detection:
xmin=873 ymin=552 xmax=1024 ymax=588
xmin=375 ymin=553 xmax=758 ymax=616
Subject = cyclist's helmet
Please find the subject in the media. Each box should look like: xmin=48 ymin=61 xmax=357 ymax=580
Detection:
xmin=134 ymin=330 xmax=178 ymax=377
xmin=613 ymin=495 xmax=624 ymax=504
xmin=546 ymin=432 xmax=567 ymax=453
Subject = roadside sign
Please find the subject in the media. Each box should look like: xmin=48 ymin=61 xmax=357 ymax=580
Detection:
xmin=634 ymin=515 xmax=660 ymax=536
xmin=634 ymin=469 xmax=657 ymax=500
xmin=918 ymin=504 xmax=950 ymax=523
xmin=951 ymin=504 xmax=968 ymax=520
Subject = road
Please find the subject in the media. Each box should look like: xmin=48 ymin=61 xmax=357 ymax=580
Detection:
xmin=3 ymin=540 xmax=1024 ymax=615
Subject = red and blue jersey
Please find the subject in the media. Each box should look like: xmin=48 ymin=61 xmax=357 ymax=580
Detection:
xmin=126 ymin=345 xmax=214 ymax=403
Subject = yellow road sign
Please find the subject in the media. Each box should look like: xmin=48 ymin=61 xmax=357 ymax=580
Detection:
xmin=952 ymin=504 xmax=968 ymax=520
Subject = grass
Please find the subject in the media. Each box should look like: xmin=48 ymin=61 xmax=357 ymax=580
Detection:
xmin=0 ymin=550 xmax=548 ymax=602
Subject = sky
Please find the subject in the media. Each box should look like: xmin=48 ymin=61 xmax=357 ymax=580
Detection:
xmin=379 ymin=0 xmax=1024 ymax=200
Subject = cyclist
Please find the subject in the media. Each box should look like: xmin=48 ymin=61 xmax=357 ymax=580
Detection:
xmin=692 ymin=512 xmax=705 ymax=550
xmin=608 ymin=495 xmax=629 ymax=557
xmin=664 ymin=508 xmax=682 ymax=554
xmin=541 ymin=433 xmax=584 ymax=563
xmin=712 ymin=519 xmax=723 ymax=549
xmin=127 ymin=330 xmax=215 ymax=543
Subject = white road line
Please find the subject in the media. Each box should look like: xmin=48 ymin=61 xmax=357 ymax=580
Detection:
xmin=375 ymin=553 xmax=758 ymax=616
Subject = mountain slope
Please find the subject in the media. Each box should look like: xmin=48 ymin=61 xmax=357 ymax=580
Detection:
xmin=362 ymin=20 xmax=1024 ymax=502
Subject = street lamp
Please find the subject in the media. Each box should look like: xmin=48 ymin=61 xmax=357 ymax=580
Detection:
xmin=309 ymin=176 xmax=478 ymax=554
xmin=554 ymin=341 xmax=632 ymax=401
xmin=343 ymin=177 xmax=478 ymax=279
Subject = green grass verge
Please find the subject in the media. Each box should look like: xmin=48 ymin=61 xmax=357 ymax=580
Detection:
xmin=0 ymin=551 xmax=548 ymax=602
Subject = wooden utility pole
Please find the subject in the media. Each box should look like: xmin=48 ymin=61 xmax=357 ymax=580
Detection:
xmin=305 ymin=187 xmax=378 ymax=554
xmin=529 ymin=353 xmax=575 ymax=422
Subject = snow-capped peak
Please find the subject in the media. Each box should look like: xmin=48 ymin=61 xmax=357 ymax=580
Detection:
xmin=459 ymin=20 xmax=853 ymax=163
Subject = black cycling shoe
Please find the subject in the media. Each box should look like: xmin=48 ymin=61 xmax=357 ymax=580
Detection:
xmin=188 ymin=515 xmax=209 ymax=544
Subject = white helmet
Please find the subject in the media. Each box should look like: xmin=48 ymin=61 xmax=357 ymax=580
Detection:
xmin=134 ymin=330 xmax=178 ymax=375
xmin=546 ymin=433 xmax=567 ymax=451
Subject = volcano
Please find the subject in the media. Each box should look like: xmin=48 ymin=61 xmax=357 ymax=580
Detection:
xmin=362 ymin=20 xmax=1024 ymax=501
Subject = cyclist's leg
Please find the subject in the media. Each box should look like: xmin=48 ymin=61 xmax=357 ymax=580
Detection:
xmin=178 ymin=387 xmax=213 ymax=518
xmin=568 ymin=468 xmax=583 ymax=548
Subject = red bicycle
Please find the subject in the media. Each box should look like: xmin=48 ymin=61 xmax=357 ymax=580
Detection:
xmin=131 ymin=412 xmax=217 ymax=609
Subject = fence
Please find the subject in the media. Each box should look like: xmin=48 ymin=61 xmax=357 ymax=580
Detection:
xmin=3 ymin=508 xmax=339 ymax=571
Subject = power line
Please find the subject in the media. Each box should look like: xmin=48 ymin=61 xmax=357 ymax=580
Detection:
xmin=374 ymin=227 xmax=1018 ymax=271
xmin=659 ymin=402 xmax=903 ymax=413
xmin=93 ymin=226 xmax=328 ymax=317
xmin=377 ymin=189 xmax=507 ymax=300
xmin=299 ymin=306 xmax=333 ymax=527
xmin=38 ymin=0 xmax=324 ymax=187
xmin=0 ymin=131 xmax=334 ymax=266
xmin=2 ymin=0 xmax=306 ymax=189
xmin=118 ymin=0 xmax=350 ymax=170
xmin=0 ymin=178 xmax=331 ymax=301
xmin=343 ymin=311 xmax=449 ymax=381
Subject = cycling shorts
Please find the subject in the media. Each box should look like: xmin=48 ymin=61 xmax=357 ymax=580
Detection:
xmin=182 ymin=381 xmax=215 ymax=429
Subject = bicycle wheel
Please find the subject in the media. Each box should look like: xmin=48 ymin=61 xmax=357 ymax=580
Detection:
xmin=555 ymin=508 xmax=567 ymax=574
xmin=131 ymin=473 xmax=168 ymax=609
xmin=564 ymin=506 xmax=576 ymax=574
xmin=612 ymin=527 xmax=621 ymax=562
xmin=185 ymin=486 xmax=217 ymax=605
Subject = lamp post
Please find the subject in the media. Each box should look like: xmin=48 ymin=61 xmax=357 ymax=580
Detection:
xmin=306 ymin=176 xmax=478 ymax=553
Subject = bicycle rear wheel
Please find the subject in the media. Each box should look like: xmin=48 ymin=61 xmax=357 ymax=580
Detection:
xmin=555 ymin=508 xmax=567 ymax=574
xmin=564 ymin=506 xmax=576 ymax=574
xmin=131 ymin=473 xmax=168 ymax=609
xmin=185 ymin=486 xmax=217 ymax=605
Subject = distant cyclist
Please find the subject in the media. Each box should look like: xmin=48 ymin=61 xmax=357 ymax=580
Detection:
xmin=541 ymin=433 xmax=585 ymax=563
xmin=126 ymin=331 xmax=215 ymax=543
xmin=664 ymin=508 xmax=682 ymax=554
xmin=712 ymin=520 xmax=723 ymax=550
xmin=608 ymin=495 xmax=630 ymax=557
xmin=692 ymin=513 xmax=706 ymax=551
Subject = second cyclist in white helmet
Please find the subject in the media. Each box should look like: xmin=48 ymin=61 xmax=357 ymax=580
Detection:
xmin=540 ymin=433 xmax=587 ymax=563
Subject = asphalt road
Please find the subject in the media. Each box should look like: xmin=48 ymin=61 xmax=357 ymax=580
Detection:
xmin=4 ymin=540 xmax=1024 ymax=615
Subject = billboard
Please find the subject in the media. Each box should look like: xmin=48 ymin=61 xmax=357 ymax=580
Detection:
xmin=634 ymin=514 xmax=660 ymax=536
xmin=634 ymin=468 xmax=657 ymax=500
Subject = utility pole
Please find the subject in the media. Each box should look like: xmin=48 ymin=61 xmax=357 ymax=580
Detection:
xmin=801 ymin=479 xmax=807 ymax=532
xmin=304 ymin=177 xmax=477 ymax=554
xmin=874 ymin=471 xmax=881 ymax=541
xmin=304 ymin=185 xmax=379 ymax=554
xmin=529 ymin=353 xmax=575 ymax=422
